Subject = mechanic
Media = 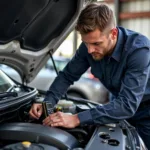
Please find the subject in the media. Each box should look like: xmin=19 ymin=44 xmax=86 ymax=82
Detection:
xmin=29 ymin=3 xmax=150 ymax=149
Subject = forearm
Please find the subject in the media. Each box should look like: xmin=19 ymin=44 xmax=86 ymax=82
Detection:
xmin=44 ymin=71 xmax=73 ymax=105
xmin=78 ymin=97 xmax=138 ymax=125
xmin=44 ymin=44 xmax=90 ymax=105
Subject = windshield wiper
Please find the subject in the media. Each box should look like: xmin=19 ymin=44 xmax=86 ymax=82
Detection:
xmin=0 ymin=92 xmax=18 ymax=99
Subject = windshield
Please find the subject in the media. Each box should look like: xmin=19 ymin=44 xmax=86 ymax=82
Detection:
xmin=0 ymin=70 xmax=15 ymax=92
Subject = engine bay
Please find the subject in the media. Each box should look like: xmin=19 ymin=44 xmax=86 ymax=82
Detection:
xmin=0 ymin=85 xmax=144 ymax=150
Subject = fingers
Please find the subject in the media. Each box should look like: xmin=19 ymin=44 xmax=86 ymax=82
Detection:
xmin=29 ymin=110 xmax=39 ymax=119
xmin=42 ymin=116 xmax=51 ymax=125
xmin=43 ymin=113 xmax=59 ymax=125
xmin=43 ymin=112 xmax=60 ymax=122
xmin=43 ymin=112 xmax=63 ymax=126
xmin=51 ymin=122 xmax=64 ymax=127
xmin=29 ymin=103 xmax=42 ymax=119
xmin=34 ymin=106 xmax=43 ymax=118
xmin=43 ymin=116 xmax=61 ymax=126
xmin=42 ymin=112 xmax=79 ymax=128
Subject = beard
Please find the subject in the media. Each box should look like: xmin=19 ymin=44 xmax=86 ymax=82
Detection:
xmin=91 ymin=53 xmax=104 ymax=61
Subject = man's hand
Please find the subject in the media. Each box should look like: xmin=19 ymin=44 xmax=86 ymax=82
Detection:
xmin=29 ymin=103 xmax=43 ymax=119
xmin=42 ymin=111 xmax=80 ymax=128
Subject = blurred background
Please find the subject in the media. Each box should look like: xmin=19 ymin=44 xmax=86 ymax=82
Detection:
xmin=55 ymin=0 xmax=150 ymax=58
xmin=1 ymin=0 xmax=150 ymax=103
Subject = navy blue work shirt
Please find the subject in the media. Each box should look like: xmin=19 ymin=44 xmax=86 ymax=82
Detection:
xmin=44 ymin=27 xmax=150 ymax=125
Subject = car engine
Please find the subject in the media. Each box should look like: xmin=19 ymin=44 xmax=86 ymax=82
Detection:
xmin=0 ymin=85 xmax=146 ymax=150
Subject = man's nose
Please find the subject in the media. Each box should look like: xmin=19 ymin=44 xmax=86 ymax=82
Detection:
xmin=88 ymin=45 xmax=95 ymax=54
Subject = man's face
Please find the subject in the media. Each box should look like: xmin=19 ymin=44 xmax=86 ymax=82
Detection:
xmin=81 ymin=28 xmax=117 ymax=61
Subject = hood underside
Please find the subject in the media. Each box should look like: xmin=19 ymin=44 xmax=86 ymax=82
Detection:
xmin=0 ymin=0 xmax=90 ymax=83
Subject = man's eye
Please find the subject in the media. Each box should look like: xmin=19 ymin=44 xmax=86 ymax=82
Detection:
xmin=94 ymin=43 xmax=100 ymax=46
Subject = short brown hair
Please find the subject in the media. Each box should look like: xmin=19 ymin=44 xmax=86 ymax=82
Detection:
xmin=75 ymin=3 xmax=116 ymax=34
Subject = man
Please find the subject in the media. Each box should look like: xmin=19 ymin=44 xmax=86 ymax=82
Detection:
xmin=29 ymin=3 xmax=150 ymax=148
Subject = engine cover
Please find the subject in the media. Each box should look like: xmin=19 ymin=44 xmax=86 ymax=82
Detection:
xmin=0 ymin=123 xmax=79 ymax=150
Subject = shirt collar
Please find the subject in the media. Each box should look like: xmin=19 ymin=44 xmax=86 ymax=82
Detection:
xmin=110 ymin=27 xmax=125 ymax=62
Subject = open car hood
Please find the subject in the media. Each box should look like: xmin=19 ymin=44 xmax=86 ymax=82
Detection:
xmin=0 ymin=0 xmax=90 ymax=83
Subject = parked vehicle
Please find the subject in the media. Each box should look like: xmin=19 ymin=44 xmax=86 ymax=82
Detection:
xmin=0 ymin=56 xmax=109 ymax=104
xmin=45 ymin=56 xmax=97 ymax=80
xmin=0 ymin=0 xmax=147 ymax=149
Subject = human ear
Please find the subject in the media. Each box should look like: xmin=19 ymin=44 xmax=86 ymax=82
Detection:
xmin=111 ymin=28 xmax=118 ymax=39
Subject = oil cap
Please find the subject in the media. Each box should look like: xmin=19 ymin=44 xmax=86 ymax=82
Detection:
xmin=21 ymin=141 xmax=31 ymax=148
